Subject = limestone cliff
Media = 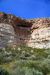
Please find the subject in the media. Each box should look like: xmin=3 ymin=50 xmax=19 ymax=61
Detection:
xmin=0 ymin=12 xmax=50 ymax=48
xmin=0 ymin=12 xmax=31 ymax=48
xmin=27 ymin=18 xmax=50 ymax=48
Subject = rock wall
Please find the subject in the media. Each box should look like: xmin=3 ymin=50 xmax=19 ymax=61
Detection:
xmin=27 ymin=27 xmax=50 ymax=48
xmin=0 ymin=12 xmax=50 ymax=48
xmin=0 ymin=12 xmax=31 ymax=48
xmin=0 ymin=23 xmax=16 ymax=48
xmin=27 ymin=18 xmax=50 ymax=48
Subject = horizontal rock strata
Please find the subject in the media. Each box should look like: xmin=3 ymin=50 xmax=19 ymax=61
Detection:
xmin=0 ymin=12 xmax=50 ymax=48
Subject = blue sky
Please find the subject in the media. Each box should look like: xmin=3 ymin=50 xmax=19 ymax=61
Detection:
xmin=0 ymin=0 xmax=50 ymax=18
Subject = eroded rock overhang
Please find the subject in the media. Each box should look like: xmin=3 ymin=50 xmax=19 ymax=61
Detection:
xmin=0 ymin=12 xmax=50 ymax=49
xmin=0 ymin=12 xmax=32 ymax=48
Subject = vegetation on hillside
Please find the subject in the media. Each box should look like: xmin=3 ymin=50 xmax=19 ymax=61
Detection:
xmin=0 ymin=45 xmax=50 ymax=75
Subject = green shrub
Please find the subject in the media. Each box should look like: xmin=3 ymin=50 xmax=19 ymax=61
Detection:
xmin=0 ymin=68 xmax=9 ymax=75
xmin=0 ymin=46 xmax=50 ymax=75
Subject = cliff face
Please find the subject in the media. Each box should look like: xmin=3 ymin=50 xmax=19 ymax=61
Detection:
xmin=0 ymin=12 xmax=50 ymax=48
xmin=0 ymin=12 xmax=31 ymax=48
xmin=27 ymin=18 xmax=50 ymax=48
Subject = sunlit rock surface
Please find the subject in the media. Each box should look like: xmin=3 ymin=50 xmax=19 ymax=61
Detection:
xmin=0 ymin=12 xmax=50 ymax=48
xmin=27 ymin=19 xmax=50 ymax=48
xmin=27 ymin=27 xmax=50 ymax=48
